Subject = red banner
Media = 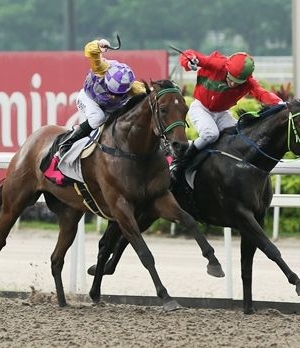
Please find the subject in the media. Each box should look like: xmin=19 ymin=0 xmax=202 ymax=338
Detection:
xmin=0 ymin=50 xmax=168 ymax=152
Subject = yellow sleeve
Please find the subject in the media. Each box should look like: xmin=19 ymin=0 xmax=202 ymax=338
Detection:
xmin=129 ymin=81 xmax=147 ymax=95
xmin=84 ymin=40 xmax=109 ymax=76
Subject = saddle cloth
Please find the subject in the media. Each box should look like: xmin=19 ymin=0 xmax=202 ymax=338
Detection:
xmin=57 ymin=128 xmax=100 ymax=182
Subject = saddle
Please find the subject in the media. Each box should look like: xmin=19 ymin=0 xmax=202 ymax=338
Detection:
xmin=170 ymin=150 xmax=211 ymax=221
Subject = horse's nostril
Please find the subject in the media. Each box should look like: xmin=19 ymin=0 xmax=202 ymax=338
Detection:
xmin=172 ymin=142 xmax=189 ymax=156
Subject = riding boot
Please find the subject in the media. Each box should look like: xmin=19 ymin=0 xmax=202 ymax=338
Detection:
xmin=170 ymin=142 xmax=199 ymax=184
xmin=59 ymin=120 xmax=93 ymax=157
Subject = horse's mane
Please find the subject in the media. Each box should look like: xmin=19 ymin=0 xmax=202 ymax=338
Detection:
xmin=150 ymin=79 xmax=180 ymax=90
xmin=104 ymin=85 xmax=149 ymax=127
xmin=236 ymin=103 xmax=286 ymax=129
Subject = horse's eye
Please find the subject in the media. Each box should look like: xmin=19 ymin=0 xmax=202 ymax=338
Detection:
xmin=159 ymin=106 xmax=168 ymax=114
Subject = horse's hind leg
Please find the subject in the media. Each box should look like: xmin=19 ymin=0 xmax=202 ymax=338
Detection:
xmin=0 ymin=179 xmax=40 ymax=250
xmin=87 ymin=222 xmax=127 ymax=277
xmin=46 ymin=195 xmax=84 ymax=307
xmin=89 ymin=221 xmax=123 ymax=303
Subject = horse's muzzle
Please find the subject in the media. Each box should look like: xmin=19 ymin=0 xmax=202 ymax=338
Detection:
xmin=171 ymin=141 xmax=189 ymax=158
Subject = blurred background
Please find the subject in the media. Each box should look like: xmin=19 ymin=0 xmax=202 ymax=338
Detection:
xmin=0 ymin=0 xmax=299 ymax=236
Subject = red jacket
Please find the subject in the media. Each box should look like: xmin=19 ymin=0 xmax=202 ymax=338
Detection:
xmin=180 ymin=50 xmax=282 ymax=112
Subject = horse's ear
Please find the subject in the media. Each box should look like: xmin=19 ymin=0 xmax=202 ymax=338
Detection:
xmin=236 ymin=108 xmax=247 ymax=118
xmin=141 ymin=79 xmax=151 ymax=94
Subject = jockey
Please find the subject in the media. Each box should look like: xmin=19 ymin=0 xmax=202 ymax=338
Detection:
xmin=172 ymin=49 xmax=285 ymax=177
xmin=60 ymin=38 xmax=146 ymax=155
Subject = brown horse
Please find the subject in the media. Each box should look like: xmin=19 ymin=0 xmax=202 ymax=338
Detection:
xmin=88 ymin=100 xmax=300 ymax=314
xmin=0 ymin=79 xmax=223 ymax=310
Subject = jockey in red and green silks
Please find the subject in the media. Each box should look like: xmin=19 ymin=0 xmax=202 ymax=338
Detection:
xmin=179 ymin=50 xmax=284 ymax=155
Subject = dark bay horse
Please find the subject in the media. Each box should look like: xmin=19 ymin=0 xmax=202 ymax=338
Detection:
xmin=88 ymin=100 xmax=300 ymax=314
xmin=0 ymin=80 xmax=223 ymax=310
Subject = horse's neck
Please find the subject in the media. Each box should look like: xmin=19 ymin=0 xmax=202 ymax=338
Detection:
xmin=217 ymin=116 xmax=288 ymax=172
xmin=114 ymin=100 xmax=158 ymax=154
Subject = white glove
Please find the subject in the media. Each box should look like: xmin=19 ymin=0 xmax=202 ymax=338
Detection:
xmin=98 ymin=39 xmax=110 ymax=53
xmin=278 ymin=100 xmax=286 ymax=105
xmin=187 ymin=57 xmax=199 ymax=71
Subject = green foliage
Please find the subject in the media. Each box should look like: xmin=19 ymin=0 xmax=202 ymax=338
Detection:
xmin=0 ymin=0 xmax=292 ymax=55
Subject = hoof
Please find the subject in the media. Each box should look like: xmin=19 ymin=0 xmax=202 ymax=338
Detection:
xmin=89 ymin=292 xmax=100 ymax=304
xmin=244 ymin=307 xmax=256 ymax=315
xmin=296 ymin=281 xmax=300 ymax=295
xmin=163 ymin=299 xmax=183 ymax=312
xmin=207 ymin=263 xmax=225 ymax=278
xmin=87 ymin=265 xmax=96 ymax=276
xmin=58 ymin=301 xmax=67 ymax=307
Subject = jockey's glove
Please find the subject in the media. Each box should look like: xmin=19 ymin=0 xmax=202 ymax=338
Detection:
xmin=187 ymin=57 xmax=199 ymax=71
xmin=98 ymin=39 xmax=110 ymax=52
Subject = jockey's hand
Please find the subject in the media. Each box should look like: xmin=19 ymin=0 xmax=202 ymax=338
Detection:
xmin=98 ymin=39 xmax=110 ymax=53
xmin=187 ymin=57 xmax=199 ymax=71
xmin=278 ymin=100 xmax=286 ymax=105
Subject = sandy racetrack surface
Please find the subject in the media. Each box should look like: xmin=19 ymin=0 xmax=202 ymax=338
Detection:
xmin=0 ymin=229 xmax=300 ymax=347
xmin=0 ymin=293 xmax=300 ymax=348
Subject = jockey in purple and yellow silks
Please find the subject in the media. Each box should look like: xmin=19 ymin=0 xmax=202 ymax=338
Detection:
xmin=59 ymin=38 xmax=146 ymax=156
xmin=171 ymin=49 xmax=284 ymax=178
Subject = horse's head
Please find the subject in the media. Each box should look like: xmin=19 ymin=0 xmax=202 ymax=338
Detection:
xmin=286 ymin=99 xmax=300 ymax=155
xmin=148 ymin=80 xmax=189 ymax=158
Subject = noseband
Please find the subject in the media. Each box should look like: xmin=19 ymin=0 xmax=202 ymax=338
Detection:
xmin=149 ymin=87 xmax=187 ymax=141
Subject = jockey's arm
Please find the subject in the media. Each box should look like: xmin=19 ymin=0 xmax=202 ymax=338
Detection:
xmin=249 ymin=78 xmax=283 ymax=105
xmin=84 ymin=40 xmax=109 ymax=76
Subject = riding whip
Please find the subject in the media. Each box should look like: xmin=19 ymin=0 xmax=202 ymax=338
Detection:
xmin=106 ymin=34 xmax=121 ymax=50
xmin=169 ymin=45 xmax=194 ymax=64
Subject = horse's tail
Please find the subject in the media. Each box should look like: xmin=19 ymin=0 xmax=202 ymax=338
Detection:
xmin=0 ymin=178 xmax=5 ymax=207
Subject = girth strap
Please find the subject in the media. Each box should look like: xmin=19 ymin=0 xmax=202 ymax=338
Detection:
xmin=74 ymin=182 xmax=114 ymax=220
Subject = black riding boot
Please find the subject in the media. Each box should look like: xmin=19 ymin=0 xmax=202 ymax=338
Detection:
xmin=170 ymin=142 xmax=199 ymax=184
xmin=59 ymin=120 xmax=93 ymax=157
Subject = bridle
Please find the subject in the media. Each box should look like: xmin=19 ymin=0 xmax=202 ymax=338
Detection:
xmin=97 ymin=84 xmax=188 ymax=161
xmin=149 ymin=86 xmax=188 ymax=141
xmin=287 ymin=110 xmax=300 ymax=152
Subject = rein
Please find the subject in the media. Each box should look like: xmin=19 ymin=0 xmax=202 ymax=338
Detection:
xmin=237 ymin=106 xmax=300 ymax=163
xmin=236 ymin=115 xmax=284 ymax=163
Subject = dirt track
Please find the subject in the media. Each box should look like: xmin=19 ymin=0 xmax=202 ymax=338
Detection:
xmin=0 ymin=229 xmax=300 ymax=347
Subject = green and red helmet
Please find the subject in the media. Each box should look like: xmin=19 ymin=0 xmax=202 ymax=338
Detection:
xmin=225 ymin=52 xmax=255 ymax=84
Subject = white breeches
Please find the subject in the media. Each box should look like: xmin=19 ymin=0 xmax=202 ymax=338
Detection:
xmin=188 ymin=99 xmax=237 ymax=150
xmin=76 ymin=89 xmax=106 ymax=129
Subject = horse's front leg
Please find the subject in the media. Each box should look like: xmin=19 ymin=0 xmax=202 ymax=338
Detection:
xmin=240 ymin=234 xmax=257 ymax=314
xmin=154 ymin=192 xmax=224 ymax=278
xmin=114 ymin=206 xmax=182 ymax=311
xmin=239 ymin=213 xmax=300 ymax=312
